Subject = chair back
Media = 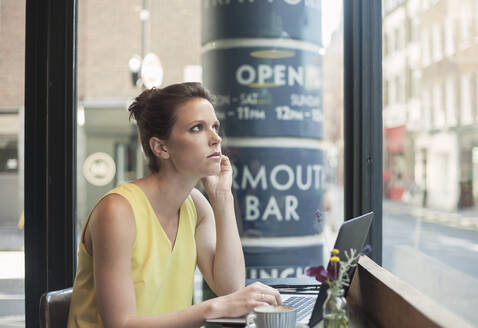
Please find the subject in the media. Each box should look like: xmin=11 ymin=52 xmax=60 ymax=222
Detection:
xmin=39 ymin=287 xmax=73 ymax=328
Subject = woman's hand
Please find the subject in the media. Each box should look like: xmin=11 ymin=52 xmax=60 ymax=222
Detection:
xmin=208 ymin=282 xmax=282 ymax=319
xmin=201 ymin=155 xmax=233 ymax=198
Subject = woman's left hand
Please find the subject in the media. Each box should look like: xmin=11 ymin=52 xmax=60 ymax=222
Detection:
xmin=201 ymin=155 xmax=233 ymax=198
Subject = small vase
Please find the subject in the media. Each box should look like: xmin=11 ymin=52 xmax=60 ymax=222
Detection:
xmin=323 ymin=288 xmax=348 ymax=328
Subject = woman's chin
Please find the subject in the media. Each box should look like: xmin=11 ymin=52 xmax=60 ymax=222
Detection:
xmin=203 ymin=165 xmax=221 ymax=177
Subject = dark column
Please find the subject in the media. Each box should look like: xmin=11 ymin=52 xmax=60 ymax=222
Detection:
xmin=202 ymin=0 xmax=325 ymax=278
xmin=343 ymin=0 xmax=382 ymax=264
xmin=24 ymin=0 xmax=77 ymax=326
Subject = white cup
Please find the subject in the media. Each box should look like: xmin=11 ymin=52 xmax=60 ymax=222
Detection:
xmin=245 ymin=304 xmax=296 ymax=328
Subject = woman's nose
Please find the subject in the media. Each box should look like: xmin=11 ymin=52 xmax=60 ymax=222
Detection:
xmin=210 ymin=129 xmax=222 ymax=144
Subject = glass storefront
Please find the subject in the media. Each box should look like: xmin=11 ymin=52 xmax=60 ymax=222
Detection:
xmin=0 ymin=0 xmax=344 ymax=327
xmin=382 ymin=0 xmax=478 ymax=324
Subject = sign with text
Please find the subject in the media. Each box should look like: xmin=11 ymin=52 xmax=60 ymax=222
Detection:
xmin=227 ymin=146 xmax=324 ymax=237
xmin=244 ymin=243 xmax=323 ymax=279
xmin=202 ymin=0 xmax=322 ymax=45
xmin=203 ymin=47 xmax=323 ymax=138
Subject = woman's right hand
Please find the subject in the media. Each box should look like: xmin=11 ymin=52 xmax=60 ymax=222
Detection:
xmin=208 ymin=282 xmax=282 ymax=319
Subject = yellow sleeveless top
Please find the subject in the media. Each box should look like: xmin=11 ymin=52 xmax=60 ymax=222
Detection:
xmin=67 ymin=183 xmax=198 ymax=327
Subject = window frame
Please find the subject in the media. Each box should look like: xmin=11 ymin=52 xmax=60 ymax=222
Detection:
xmin=343 ymin=0 xmax=383 ymax=264
xmin=24 ymin=0 xmax=77 ymax=326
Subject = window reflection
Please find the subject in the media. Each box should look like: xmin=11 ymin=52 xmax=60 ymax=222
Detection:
xmin=383 ymin=0 xmax=478 ymax=324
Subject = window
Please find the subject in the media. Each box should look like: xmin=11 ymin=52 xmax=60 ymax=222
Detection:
xmin=389 ymin=29 xmax=395 ymax=53
xmin=395 ymin=28 xmax=401 ymax=51
xmin=460 ymin=15 xmax=472 ymax=46
xmin=22 ymin=1 xmax=387 ymax=326
xmin=383 ymin=6 xmax=478 ymax=325
xmin=431 ymin=23 xmax=442 ymax=61
xmin=445 ymin=78 xmax=457 ymax=127
xmin=422 ymin=89 xmax=431 ymax=130
xmin=390 ymin=77 xmax=396 ymax=104
xmin=399 ymin=75 xmax=405 ymax=103
xmin=444 ymin=18 xmax=455 ymax=56
xmin=410 ymin=18 xmax=419 ymax=43
xmin=384 ymin=79 xmax=389 ymax=107
xmin=396 ymin=76 xmax=401 ymax=103
xmin=422 ymin=29 xmax=431 ymax=65
xmin=384 ymin=33 xmax=389 ymax=57
xmin=411 ymin=69 xmax=420 ymax=99
xmin=461 ymin=73 xmax=473 ymax=125
xmin=432 ymin=83 xmax=444 ymax=128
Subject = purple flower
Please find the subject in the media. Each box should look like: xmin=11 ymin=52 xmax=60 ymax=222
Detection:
xmin=361 ymin=244 xmax=373 ymax=255
xmin=305 ymin=265 xmax=323 ymax=277
xmin=315 ymin=209 xmax=323 ymax=222
xmin=306 ymin=263 xmax=340 ymax=283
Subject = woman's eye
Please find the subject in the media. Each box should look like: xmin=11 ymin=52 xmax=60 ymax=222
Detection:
xmin=190 ymin=124 xmax=202 ymax=132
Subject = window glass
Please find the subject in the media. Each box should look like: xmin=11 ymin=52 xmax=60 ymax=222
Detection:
xmin=0 ymin=0 xmax=26 ymax=326
xmin=76 ymin=0 xmax=344 ymax=305
xmin=322 ymin=0 xmax=344 ymax=255
xmin=0 ymin=0 xmax=345 ymax=324
xmin=383 ymin=0 xmax=478 ymax=325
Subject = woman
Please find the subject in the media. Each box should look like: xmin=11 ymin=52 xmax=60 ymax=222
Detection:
xmin=67 ymin=82 xmax=281 ymax=328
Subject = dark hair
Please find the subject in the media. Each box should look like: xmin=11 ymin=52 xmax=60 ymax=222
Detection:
xmin=128 ymin=82 xmax=215 ymax=173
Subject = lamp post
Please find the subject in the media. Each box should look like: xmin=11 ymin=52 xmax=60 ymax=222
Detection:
xmin=128 ymin=54 xmax=142 ymax=87
xmin=126 ymin=0 xmax=165 ymax=179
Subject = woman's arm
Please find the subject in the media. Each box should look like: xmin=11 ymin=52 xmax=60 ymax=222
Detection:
xmin=193 ymin=188 xmax=245 ymax=296
xmin=194 ymin=155 xmax=246 ymax=295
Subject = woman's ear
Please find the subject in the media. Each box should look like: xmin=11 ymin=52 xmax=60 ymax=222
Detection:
xmin=149 ymin=137 xmax=169 ymax=160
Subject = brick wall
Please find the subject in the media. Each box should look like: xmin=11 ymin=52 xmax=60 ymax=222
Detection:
xmin=0 ymin=0 xmax=202 ymax=108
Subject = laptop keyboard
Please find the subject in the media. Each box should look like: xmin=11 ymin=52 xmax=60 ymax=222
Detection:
xmin=283 ymin=296 xmax=315 ymax=321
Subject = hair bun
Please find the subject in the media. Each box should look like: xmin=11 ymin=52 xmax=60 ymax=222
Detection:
xmin=128 ymin=88 xmax=160 ymax=122
xmin=127 ymin=100 xmax=141 ymax=122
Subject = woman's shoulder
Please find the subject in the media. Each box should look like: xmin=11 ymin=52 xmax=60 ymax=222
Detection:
xmin=90 ymin=193 xmax=135 ymax=232
xmin=96 ymin=192 xmax=132 ymax=214
xmin=83 ymin=192 xmax=136 ymax=255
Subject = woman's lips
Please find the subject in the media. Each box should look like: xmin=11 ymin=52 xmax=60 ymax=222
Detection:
xmin=207 ymin=152 xmax=221 ymax=158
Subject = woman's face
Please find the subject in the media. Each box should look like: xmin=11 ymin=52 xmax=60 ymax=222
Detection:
xmin=164 ymin=97 xmax=222 ymax=177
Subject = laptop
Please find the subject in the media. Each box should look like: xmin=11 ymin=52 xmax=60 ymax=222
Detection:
xmin=206 ymin=212 xmax=374 ymax=327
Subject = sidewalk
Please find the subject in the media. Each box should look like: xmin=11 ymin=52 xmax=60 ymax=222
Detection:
xmin=0 ymin=226 xmax=25 ymax=328
xmin=383 ymin=199 xmax=478 ymax=231
xmin=0 ymin=226 xmax=23 ymax=252
xmin=0 ymin=251 xmax=24 ymax=328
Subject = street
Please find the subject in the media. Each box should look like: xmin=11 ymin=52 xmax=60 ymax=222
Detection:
xmin=383 ymin=208 xmax=478 ymax=277
xmin=383 ymin=201 xmax=478 ymax=326
xmin=0 ymin=202 xmax=477 ymax=327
